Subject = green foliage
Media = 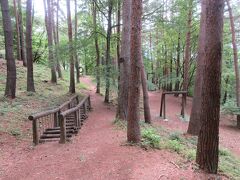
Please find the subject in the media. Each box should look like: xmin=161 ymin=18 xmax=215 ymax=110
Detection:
xmin=219 ymin=148 xmax=240 ymax=179
xmin=142 ymin=128 xmax=161 ymax=149
xmin=222 ymin=100 xmax=240 ymax=115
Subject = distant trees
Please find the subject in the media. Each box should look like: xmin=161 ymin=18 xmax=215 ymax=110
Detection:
xmin=66 ymin=0 xmax=75 ymax=93
xmin=74 ymin=0 xmax=80 ymax=84
xmin=13 ymin=0 xmax=21 ymax=61
xmin=43 ymin=0 xmax=57 ymax=83
xmin=195 ymin=0 xmax=224 ymax=173
xmin=1 ymin=0 xmax=16 ymax=98
xmin=127 ymin=0 xmax=143 ymax=143
xmin=18 ymin=0 xmax=27 ymax=67
xmin=104 ymin=0 xmax=113 ymax=103
xmin=226 ymin=0 xmax=240 ymax=129
xmin=26 ymin=0 xmax=35 ymax=92
xmin=92 ymin=0 xmax=101 ymax=94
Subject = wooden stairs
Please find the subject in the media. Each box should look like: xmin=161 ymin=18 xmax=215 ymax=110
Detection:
xmin=29 ymin=95 xmax=91 ymax=145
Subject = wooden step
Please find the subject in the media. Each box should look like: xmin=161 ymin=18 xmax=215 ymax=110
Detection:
xmin=40 ymin=134 xmax=72 ymax=139
xmin=39 ymin=138 xmax=59 ymax=143
xmin=44 ymin=129 xmax=74 ymax=134
xmin=46 ymin=127 xmax=75 ymax=131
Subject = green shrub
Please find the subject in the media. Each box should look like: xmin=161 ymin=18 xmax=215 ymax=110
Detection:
xmin=166 ymin=140 xmax=183 ymax=153
xmin=142 ymin=128 xmax=161 ymax=149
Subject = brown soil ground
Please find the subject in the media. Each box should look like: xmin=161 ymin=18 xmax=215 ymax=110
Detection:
xmin=0 ymin=76 xmax=238 ymax=180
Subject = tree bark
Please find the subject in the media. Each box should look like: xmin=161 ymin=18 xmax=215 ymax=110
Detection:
xmin=104 ymin=0 xmax=113 ymax=103
xmin=66 ymin=0 xmax=75 ymax=93
xmin=196 ymin=0 xmax=224 ymax=173
xmin=226 ymin=0 xmax=240 ymax=129
xmin=141 ymin=57 xmax=152 ymax=124
xmin=1 ymin=0 xmax=17 ymax=98
xmin=18 ymin=0 xmax=27 ymax=66
xmin=127 ymin=0 xmax=142 ymax=143
xmin=93 ymin=1 xmax=101 ymax=94
xmin=13 ymin=0 xmax=21 ymax=61
xmin=116 ymin=0 xmax=131 ymax=120
xmin=26 ymin=0 xmax=35 ymax=92
xmin=75 ymin=0 xmax=80 ymax=83
xmin=187 ymin=0 xmax=206 ymax=135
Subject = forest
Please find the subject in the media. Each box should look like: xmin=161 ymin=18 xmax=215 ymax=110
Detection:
xmin=0 ymin=0 xmax=240 ymax=179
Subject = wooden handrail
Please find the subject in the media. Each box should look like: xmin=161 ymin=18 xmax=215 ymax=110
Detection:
xmin=59 ymin=94 xmax=79 ymax=109
xmin=28 ymin=108 xmax=60 ymax=120
xmin=59 ymin=96 xmax=89 ymax=119
xmin=28 ymin=95 xmax=79 ymax=121
xmin=59 ymin=95 xmax=91 ymax=144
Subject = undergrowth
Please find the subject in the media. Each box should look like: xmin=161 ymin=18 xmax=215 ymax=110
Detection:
xmin=113 ymin=118 xmax=240 ymax=179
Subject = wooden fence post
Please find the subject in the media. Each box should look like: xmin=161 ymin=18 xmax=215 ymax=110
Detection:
xmin=59 ymin=116 xmax=66 ymax=144
xmin=32 ymin=119 xmax=39 ymax=145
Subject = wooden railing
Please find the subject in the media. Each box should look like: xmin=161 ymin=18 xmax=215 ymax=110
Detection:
xmin=28 ymin=95 xmax=79 ymax=145
xmin=59 ymin=95 xmax=91 ymax=144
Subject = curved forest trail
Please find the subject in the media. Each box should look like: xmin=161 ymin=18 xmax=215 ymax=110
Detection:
xmin=0 ymin=76 xmax=238 ymax=180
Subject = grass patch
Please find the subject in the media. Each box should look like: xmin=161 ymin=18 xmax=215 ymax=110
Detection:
xmin=113 ymin=119 xmax=240 ymax=178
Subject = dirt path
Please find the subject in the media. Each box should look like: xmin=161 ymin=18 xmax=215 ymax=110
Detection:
xmin=0 ymin=77 xmax=231 ymax=180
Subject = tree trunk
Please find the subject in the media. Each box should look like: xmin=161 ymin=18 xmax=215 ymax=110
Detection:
xmin=187 ymin=0 xmax=206 ymax=135
xmin=43 ymin=0 xmax=57 ymax=83
xmin=116 ymin=0 xmax=121 ymax=90
xmin=55 ymin=0 xmax=62 ymax=79
xmin=182 ymin=0 xmax=193 ymax=107
xmin=18 ymin=0 xmax=27 ymax=66
xmin=74 ymin=0 xmax=80 ymax=83
xmin=174 ymin=32 xmax=181 ymax=95
xmin=93 ymin=1 xmax=101 ymax=94
xmin=127 ymin=0 xmax=142 ymax=143
xmin=196 ymin=0 xmax=224 ymax=173
xmin=26 ymin=0 xmax=35 ymax=92
xmin=1 ymin=0 xmax=17 ymax=98
xmin=141 ymin=57 xmax=152 ymax=124
xmin=13 ymin=0 xmax=21 ymax=61
xmin=104 ymin=0 xmax=113 ymax=103
xmin=66 ymin=0 xmax=75 ymax=93
xmin=226 ymin=0 xmax=240 ymax=129
xmin=116 ymin=0 xmax=131 ymax=120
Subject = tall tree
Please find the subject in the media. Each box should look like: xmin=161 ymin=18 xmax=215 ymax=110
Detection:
xmin=183 ymin=0 xmax=193 ymax=96
xmin=127 ymin=0 xmax=142 ymax=143
xmin=43 ymin=0 xmax=57 ymax=83
xmin=116 ymin=0 xmax=131 ymax=120
xmin=55 ymin=0 xmax=62 ymax=78
xmin=1 ymin=0 xmax=17 ymax=98
xmin=66 ymin=0 xmax=75 ymax=93
xmin=13 ymin=0 xmax=21 ymax=60
xmin=75 ymin=0 xmax=80 ymax=83
xmin=196 ymin=0 xmax=224 ymax=173
xmin=187 ymin=0 xmax=206 ymax=135
xmin=141 ymin=57 xmax=152 ymax=124
xmin=26 ymin=0 xmax=35 ymax=92
xmin=104 ymin=0 xmax=113 ymax=103
xmin=18 ymin=0 xmax=27 ymax=66
xmin=226 ymin=0 xmax=240 ymax=128
xmin=92 ymin=0 xmax=101 ymax=94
